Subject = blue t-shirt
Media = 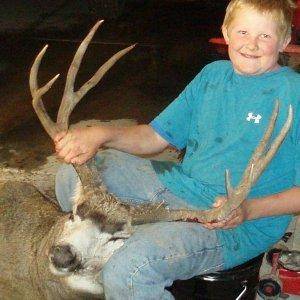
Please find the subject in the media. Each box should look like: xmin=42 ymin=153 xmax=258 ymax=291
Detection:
xmin=150 ymin=60 xmax=300 ymax=268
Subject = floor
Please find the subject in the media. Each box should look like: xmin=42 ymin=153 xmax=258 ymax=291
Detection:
xmin=0 ymin=1 xmax=299 ymax=299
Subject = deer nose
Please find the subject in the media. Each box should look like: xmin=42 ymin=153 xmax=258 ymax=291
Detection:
xmin=49 ymin=244 xmax=81 ymax=272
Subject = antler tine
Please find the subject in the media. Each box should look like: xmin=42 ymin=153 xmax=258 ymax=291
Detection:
xmin=254 ymin=102 xmax=280 ymax=153
xmin=29 ymin=44 xmax=48 ymax=93
xmin=239 ymin=101 xmax=279 ymax=182
xmin=225 ymin=101 xmax=293 ymax=209
xmin=29 ymin=44 xmax=60 ymax=139
xmin=225 ymin=169 xmax=233 ymax=198
xmin=225 ymin=102 xmax=281 ymax=200
xmin=77 ymin=44 xmax=136 ymax=100
xmin=65 ymin=20 xmax=104 ymax=93
xmin=56 ymin=20 xmax=103 ymax=129
xmin=57 ymin=20 xmax=136 ymax=129
xmin=251 ymin=104 xmax=293 ymax=182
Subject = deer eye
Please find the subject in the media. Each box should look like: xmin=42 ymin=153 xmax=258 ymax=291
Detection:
xmin=108 ymin=237 xmax=122 ymax=242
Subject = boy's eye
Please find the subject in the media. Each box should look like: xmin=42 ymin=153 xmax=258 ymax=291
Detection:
xmin=238 ymin=30 xmax=247 ymax=35
xmin=260 ymin=34 xmax=271 ymax=39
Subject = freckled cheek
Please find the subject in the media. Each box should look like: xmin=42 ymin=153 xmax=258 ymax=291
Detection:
xmin=259 ymin=42 xmax=279 ymax=55
xmin=228 ymin=38 xmax=245 ymax=51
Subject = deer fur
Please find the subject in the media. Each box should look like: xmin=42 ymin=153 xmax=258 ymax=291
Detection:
xmin=0 ymin=179 xmax=133 ymax=299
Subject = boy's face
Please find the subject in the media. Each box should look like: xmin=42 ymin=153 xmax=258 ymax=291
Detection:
xmin=222 ymin=7 xmax=290 ymax=76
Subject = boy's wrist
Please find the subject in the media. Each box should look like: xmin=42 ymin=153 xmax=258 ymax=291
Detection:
xmin=242 ymin=200 xmax=252 ymax=221
xmin=99 ymin=126 xmax=122 ymax=148
xmin=90 ymin=126 xmax=112 ymax=149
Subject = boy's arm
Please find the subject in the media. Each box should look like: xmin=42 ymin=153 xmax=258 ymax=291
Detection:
xmin=54 ymin=124 xmax=169 ymax=164
xmin=245 ymin=186 xmax=300 ymax=219
xmin=203 ymin=187 xmax=300 ymax=229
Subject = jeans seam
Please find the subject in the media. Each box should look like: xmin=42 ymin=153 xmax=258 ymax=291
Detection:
xmin=128 ymin=244 xmax=225 ymax=298
xmin=112 ymin=188 xmax=166 ymax=203
xmin=150 ymin=187 xmax=167 ymax=202
xmin=117 ymin=196 xmax=152 ymax=202
xmin=118 ymin=188 xmax=167 ymax=203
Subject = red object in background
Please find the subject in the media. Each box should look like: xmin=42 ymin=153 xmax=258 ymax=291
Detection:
xmin=293 ymin=0 xmax=300 ymax=27
xmin=279 ymin=268 xmax=300 ymax=295
xmin=292 ymin=0 xmax=300 ymax=43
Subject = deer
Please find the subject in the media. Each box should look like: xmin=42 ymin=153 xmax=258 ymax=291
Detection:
xmin=0 ymin=20 xmax=293 ymax=299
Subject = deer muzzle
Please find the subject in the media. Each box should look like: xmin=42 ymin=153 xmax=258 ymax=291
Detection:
xmin=49 ymin=244 xmax=82 ymax=273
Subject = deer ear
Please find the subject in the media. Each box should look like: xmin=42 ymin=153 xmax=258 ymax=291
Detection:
xmin=71 ymin=180 xmax=84 ymax=216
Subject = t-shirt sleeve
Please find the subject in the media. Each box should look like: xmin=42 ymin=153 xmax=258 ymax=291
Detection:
xmin=150 ymin=69 xmax=205 ymax=150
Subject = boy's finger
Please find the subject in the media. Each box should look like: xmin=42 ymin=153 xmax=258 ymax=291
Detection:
xmin=222 ymin=212 xmax=243 ymax=229
xmin=56 ymin=146 xmax=74 ymax=161
xmin=202 ymin=219 xmax=226 ymax=229
xmin=202 ymin=223 xmax=215 ymax=230
xmin=54 ymin=131 xmax=67 ymax=143
xmin=71 ymin=153 xmax=90 ymax=165
xmin=55 ymin=134 xmax=72 ymax=152
xmin=222 ymin=218 xmax=239 ymax=229
xmin=65 ymin=146 xmax=85 ymax=161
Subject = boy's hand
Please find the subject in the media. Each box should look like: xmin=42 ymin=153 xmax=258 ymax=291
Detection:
xmin=202 ymin=196 xmax=247 ymax=230
xmin=54 ymin=127 xmax=102 ymax=165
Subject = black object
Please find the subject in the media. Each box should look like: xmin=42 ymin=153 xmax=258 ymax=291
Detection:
xmin=169 ymin=253 xmax=264 ymax=300
xmin=281 ymin=232 xmax=293 ymax=243
xmin=257 ymin=277 xmax=281 ymax=299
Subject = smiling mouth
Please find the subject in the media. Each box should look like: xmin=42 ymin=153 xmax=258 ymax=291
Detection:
xmin=240 ymin=53 xmax=260 ymax=59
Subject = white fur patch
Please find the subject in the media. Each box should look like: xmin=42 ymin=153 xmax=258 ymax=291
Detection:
xmin=50 ymin=216 xmax=130 ymax=296
xmin=66 ymin=274 xmax=104 ymax=295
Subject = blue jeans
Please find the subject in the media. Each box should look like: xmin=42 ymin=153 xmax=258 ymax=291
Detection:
xmin=55 ymin=149 xmax=225 ymax=300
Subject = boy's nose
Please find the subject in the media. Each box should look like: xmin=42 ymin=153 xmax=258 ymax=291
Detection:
xmin=246 ymin=37 xmax=259 ymax=51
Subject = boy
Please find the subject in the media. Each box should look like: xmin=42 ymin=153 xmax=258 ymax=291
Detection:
xmin=55 ymin=0 xmax=300 ymax=298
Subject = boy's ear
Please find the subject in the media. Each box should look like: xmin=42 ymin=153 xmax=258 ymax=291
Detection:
xmin=222 ymin=26 xmax=230 ymax=44
xmin=279 ymin=35 xmax=291 ymax=52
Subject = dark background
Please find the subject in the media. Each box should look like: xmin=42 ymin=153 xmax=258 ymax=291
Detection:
xmin=0 ymin=0 xmax=229 ymax=170
xmin=0 ymin=0 xmax=228 ymax=133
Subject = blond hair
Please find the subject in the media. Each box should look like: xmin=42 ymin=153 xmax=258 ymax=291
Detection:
xmin=222 ymin=0 xmax=297 ymax=41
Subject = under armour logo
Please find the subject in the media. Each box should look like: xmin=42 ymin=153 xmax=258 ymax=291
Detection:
xmin=246 ymin=112 xmax=262 ymax=124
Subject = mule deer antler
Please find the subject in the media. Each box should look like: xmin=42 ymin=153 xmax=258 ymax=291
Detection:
xmin=176 ymin=101 xmax=293 ymax=222
xmin=30 ymin=21 xmax=293 ymax=225
xmin=221 ymin=102 xmax=293 ymax=220
xmin=29 ymin=21 xmax=136 ymax=218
